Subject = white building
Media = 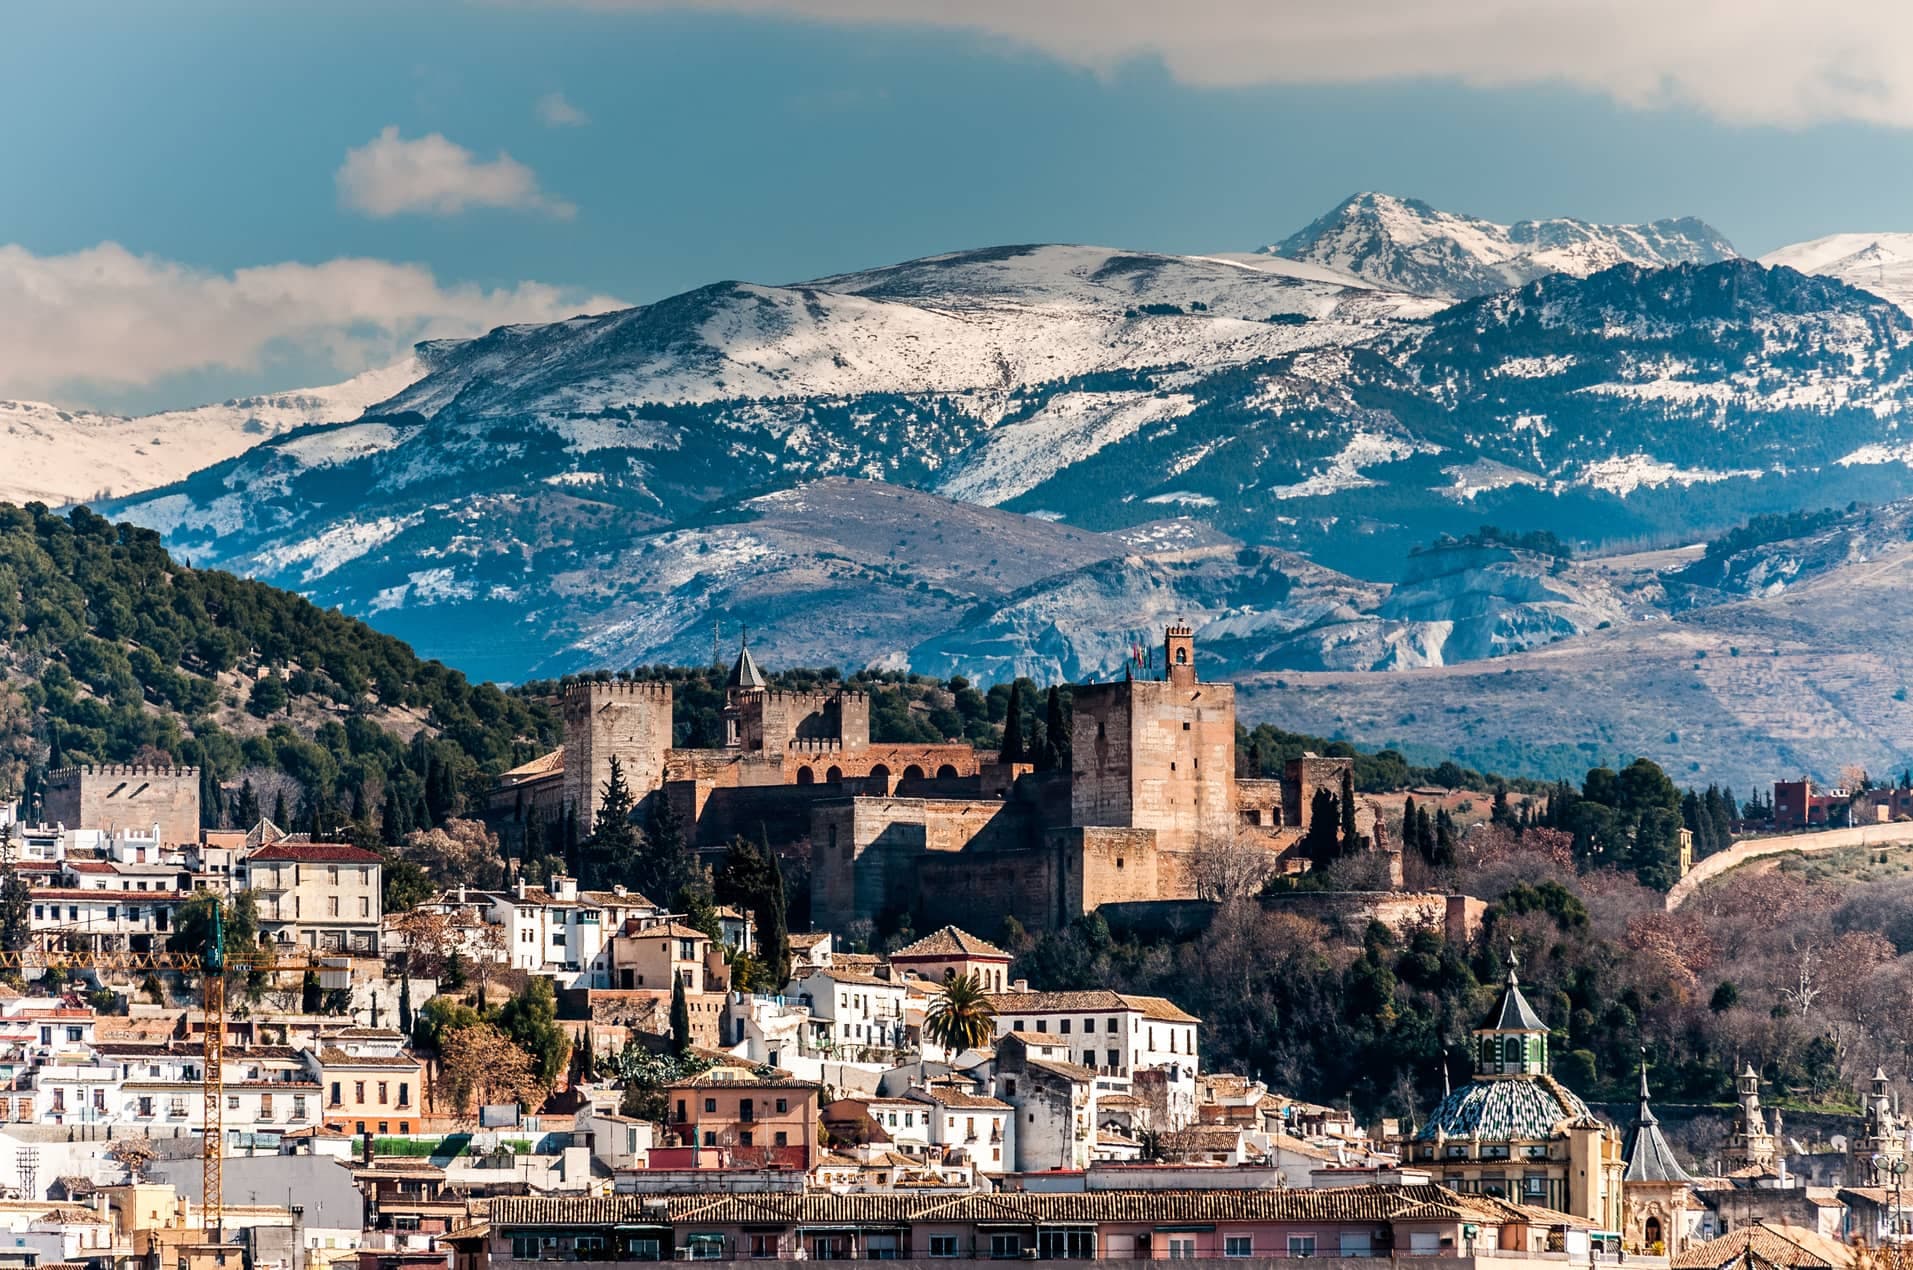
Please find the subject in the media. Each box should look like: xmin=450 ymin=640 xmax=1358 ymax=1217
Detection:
xmin=791 ymin=967 xmax=909 ymax=1060
xmin=434 ymin=877 xmax=657 ymax=983
xmin=987 ymin=987 xmax=1200 ymax=1122
xmin=907 ymin=1084 xmax=1013 ymax=1174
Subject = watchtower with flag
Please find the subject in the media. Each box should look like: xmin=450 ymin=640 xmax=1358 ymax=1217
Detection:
xmin=1068 ymin=624 xmax=1236 ymax=860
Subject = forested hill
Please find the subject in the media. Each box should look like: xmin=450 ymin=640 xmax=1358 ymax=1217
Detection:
xmin=0 ymin=503 xmax=559 ymax=833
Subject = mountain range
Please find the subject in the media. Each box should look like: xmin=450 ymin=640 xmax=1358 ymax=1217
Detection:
xmin=26 ymin=191 xmax=1913 ymax=786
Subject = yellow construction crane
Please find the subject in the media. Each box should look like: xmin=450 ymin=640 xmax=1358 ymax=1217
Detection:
xmin=0 ymin=907 xmax=323 ymax=1243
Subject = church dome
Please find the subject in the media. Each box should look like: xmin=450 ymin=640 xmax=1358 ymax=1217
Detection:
xmin=1415 ymin=1073 xmax=1595 ymax=1142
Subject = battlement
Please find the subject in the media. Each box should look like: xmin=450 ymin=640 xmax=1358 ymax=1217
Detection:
xmin=736 ymin=687 xmax=868 ymax=705
xmin=49 ymin=764 xmax=200 ymax=779
xmin=560 ymin=679 xmax=674 ymax=703
xmin=1164 ymin=623 xmax=1193 ymax=638
xmin=788 ymin=738 xmax=847 ymax=754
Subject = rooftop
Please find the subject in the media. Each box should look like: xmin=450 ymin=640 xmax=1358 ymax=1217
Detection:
xmin=891 ymin=926 xmax=1011 ymax=962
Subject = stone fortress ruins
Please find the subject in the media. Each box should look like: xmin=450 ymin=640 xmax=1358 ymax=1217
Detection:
xmin=494 ymin=627 xmax=1389 ymax=935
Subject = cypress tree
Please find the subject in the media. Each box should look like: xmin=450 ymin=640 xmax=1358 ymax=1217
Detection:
xmin=272 ymin=789 xmax=289 ymax=829
xmin=670 ymin=975 xmax=691 ymax=1056
xmin=1042 ymin=687 xmax=1069 ymax=772
xmin=1302 ymin=788 xmax=1340 ymax=865
xmin=1339 ymin=772 xmax=1364 ymax=852
xmin=397 ymin=965 xmax=414 ymax=1037
xmin=763 ymin=828 xmax=791 ymax=989
xmin=999 ymin=682 xmax=1026 ymax=764
xmin=234 ymin=779 xmax=261 ymax=829
xmin=583 ymin=758 xmax=638 ymax=890
xmin=301 ymin=969 xmax=322 ymax=1014
xmin=1402 ymin=797 xmax=1419 ymax=855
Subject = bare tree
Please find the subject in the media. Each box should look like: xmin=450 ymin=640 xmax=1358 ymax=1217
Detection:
xmin=1186 ymin=831 xmax=1278 ymax=903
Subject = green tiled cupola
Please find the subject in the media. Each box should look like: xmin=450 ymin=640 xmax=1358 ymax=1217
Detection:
xmin=1473 ymin=958 xmax=1548 ymax=1078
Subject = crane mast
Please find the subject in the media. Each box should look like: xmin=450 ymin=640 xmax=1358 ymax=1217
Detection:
xmin=0 ymin=916 xmax=317 ymax=1249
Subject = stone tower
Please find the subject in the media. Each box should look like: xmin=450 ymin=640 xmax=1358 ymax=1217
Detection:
xmin=1068 ymin=625 xmax=1236 ymax=857
xmin=1721 ymin=1064 xmax=1777 ymax=1173
xmin=43 ymin=765 xmax=201 ymax=845
xmin=561 ymin=680 xmax=675 ymax=835
xmin=1853 ymin=1067 xmax=1905 ymax=1183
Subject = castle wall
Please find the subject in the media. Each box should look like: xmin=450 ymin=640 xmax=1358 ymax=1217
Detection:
xmin=1235 ymin=779 xmax=1285 ymax=829
xmin=809 ymin=797 xmax=1028 ymax=932
xmin=685 ymin=782 xmax=847 ymax=852
xmin=44 ymin=765 xmax=200 ymax=845
xmin=738 ymin=689 xmax=871 ymax=759
xmin=1052 ymin=826 xmax=1162 ymax=918
xmin=918 ymin=847 xmax=1060 ymax=941
xmin=561 ymin=682 xmax=675 ymax=836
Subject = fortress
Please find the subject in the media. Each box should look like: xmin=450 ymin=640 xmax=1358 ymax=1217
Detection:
xmin=494 ymin=628 xmax=1389 ymax=935
xmin=43 ymin=764 xmax=202 ymax=846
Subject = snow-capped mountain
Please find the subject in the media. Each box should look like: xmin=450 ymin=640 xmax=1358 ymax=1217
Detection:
xmin=97 ymin=233 xmax=1913 ymax=689
xmin=1762 ymin=232 xmax=1913 ymax=315
xmin=0 ymin=359 xmax=424 ymax=506
xmin=1266 ymin=192 xmax=1738 ymax=299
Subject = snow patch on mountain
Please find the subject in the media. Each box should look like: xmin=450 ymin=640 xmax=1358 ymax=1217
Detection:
xmin=1268 ymin=430 xmax=1442 ymax=500
xmin=938 ymin=391 xmax=1196 ymax=505
xmin=1574 ymin=454 xmax=1762 ymax=496
xmin=251 ymin=514 xmax=423 ymax=583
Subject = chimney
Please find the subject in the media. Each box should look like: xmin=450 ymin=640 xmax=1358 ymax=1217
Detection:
xmin=515 ymin=878 xmax=528 ymax=901
xmin=1012 ymin=979 xmax=1029 ymax=992
xmin=456 ymin=885 xmax=466 ymax=905
xmin=363 ymin=1131 xmax=375 ymax=1165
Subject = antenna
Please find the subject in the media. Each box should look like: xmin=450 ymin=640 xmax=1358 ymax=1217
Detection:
xmin=15 ymin=1147 xmax=37 ymax=1201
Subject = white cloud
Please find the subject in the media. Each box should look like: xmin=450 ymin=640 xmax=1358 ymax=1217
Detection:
xmin=536 ymin=91 xmax=590 ymax=126
xmin=552 ymin=0 xmax=1913 ymax=129
xmin=0 ymin=241 xmax=625 ymax=402
xmin=336 ymin=125 xmax=576 ymax=218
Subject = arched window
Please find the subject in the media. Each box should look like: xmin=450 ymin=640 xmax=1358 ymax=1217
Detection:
xmin=796 ymin=766 xmax=815 ymax=785
xmin=826 ymin=766 xmax=843 ymax=783
xmin=1504 ymin=1036 xmax=1525 ymax=1066
xmin=936 ymin=764 xmax=959 ymax=780
xmin=1176 ymin=647 xmax=1188 ymax=664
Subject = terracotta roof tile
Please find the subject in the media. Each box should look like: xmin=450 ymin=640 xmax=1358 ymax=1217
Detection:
xmin=891 ymin=926 xmax=1012 ymax=962
xmin=250 ymin=842 xmax=382 ymax=864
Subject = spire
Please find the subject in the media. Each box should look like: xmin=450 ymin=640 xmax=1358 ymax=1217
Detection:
xmin=1442 ymin=1060 xmax=1452 ymax=1099
xmin=726 ymin=630 xmax=768 ymax=693
xmin=1623 ymin=1054 xmax=1693 ymax=1184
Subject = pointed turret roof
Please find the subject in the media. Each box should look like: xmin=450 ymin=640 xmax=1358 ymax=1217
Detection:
xmin=726 ymin=638 xmax=768 ymax=692
xmin=1482 ymin=961 xmax=1547 ymax=1033
xmin=1624 ymin=1058 xmax=1694 ymax=1184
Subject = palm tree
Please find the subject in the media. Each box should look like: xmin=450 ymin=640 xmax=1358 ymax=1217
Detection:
xmin=924 ymin=973 xmax=996 ymax=1055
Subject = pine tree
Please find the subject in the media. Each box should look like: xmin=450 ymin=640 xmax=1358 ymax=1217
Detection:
xmin=670 ymin=975 xmax=691 ymax=1056
xmin=583 ymin=758 xmax=638 ymax=889
xmin=999 ymin=682 xmax=1026 ymax=764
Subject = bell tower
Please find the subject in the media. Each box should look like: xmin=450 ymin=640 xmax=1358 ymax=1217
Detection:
xmin=1164 ymin=624 xmax=1196 ymax=689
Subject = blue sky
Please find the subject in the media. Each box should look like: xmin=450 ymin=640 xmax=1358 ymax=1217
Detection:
xmin=7 ymin=0 xmax=1913 ymax=411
